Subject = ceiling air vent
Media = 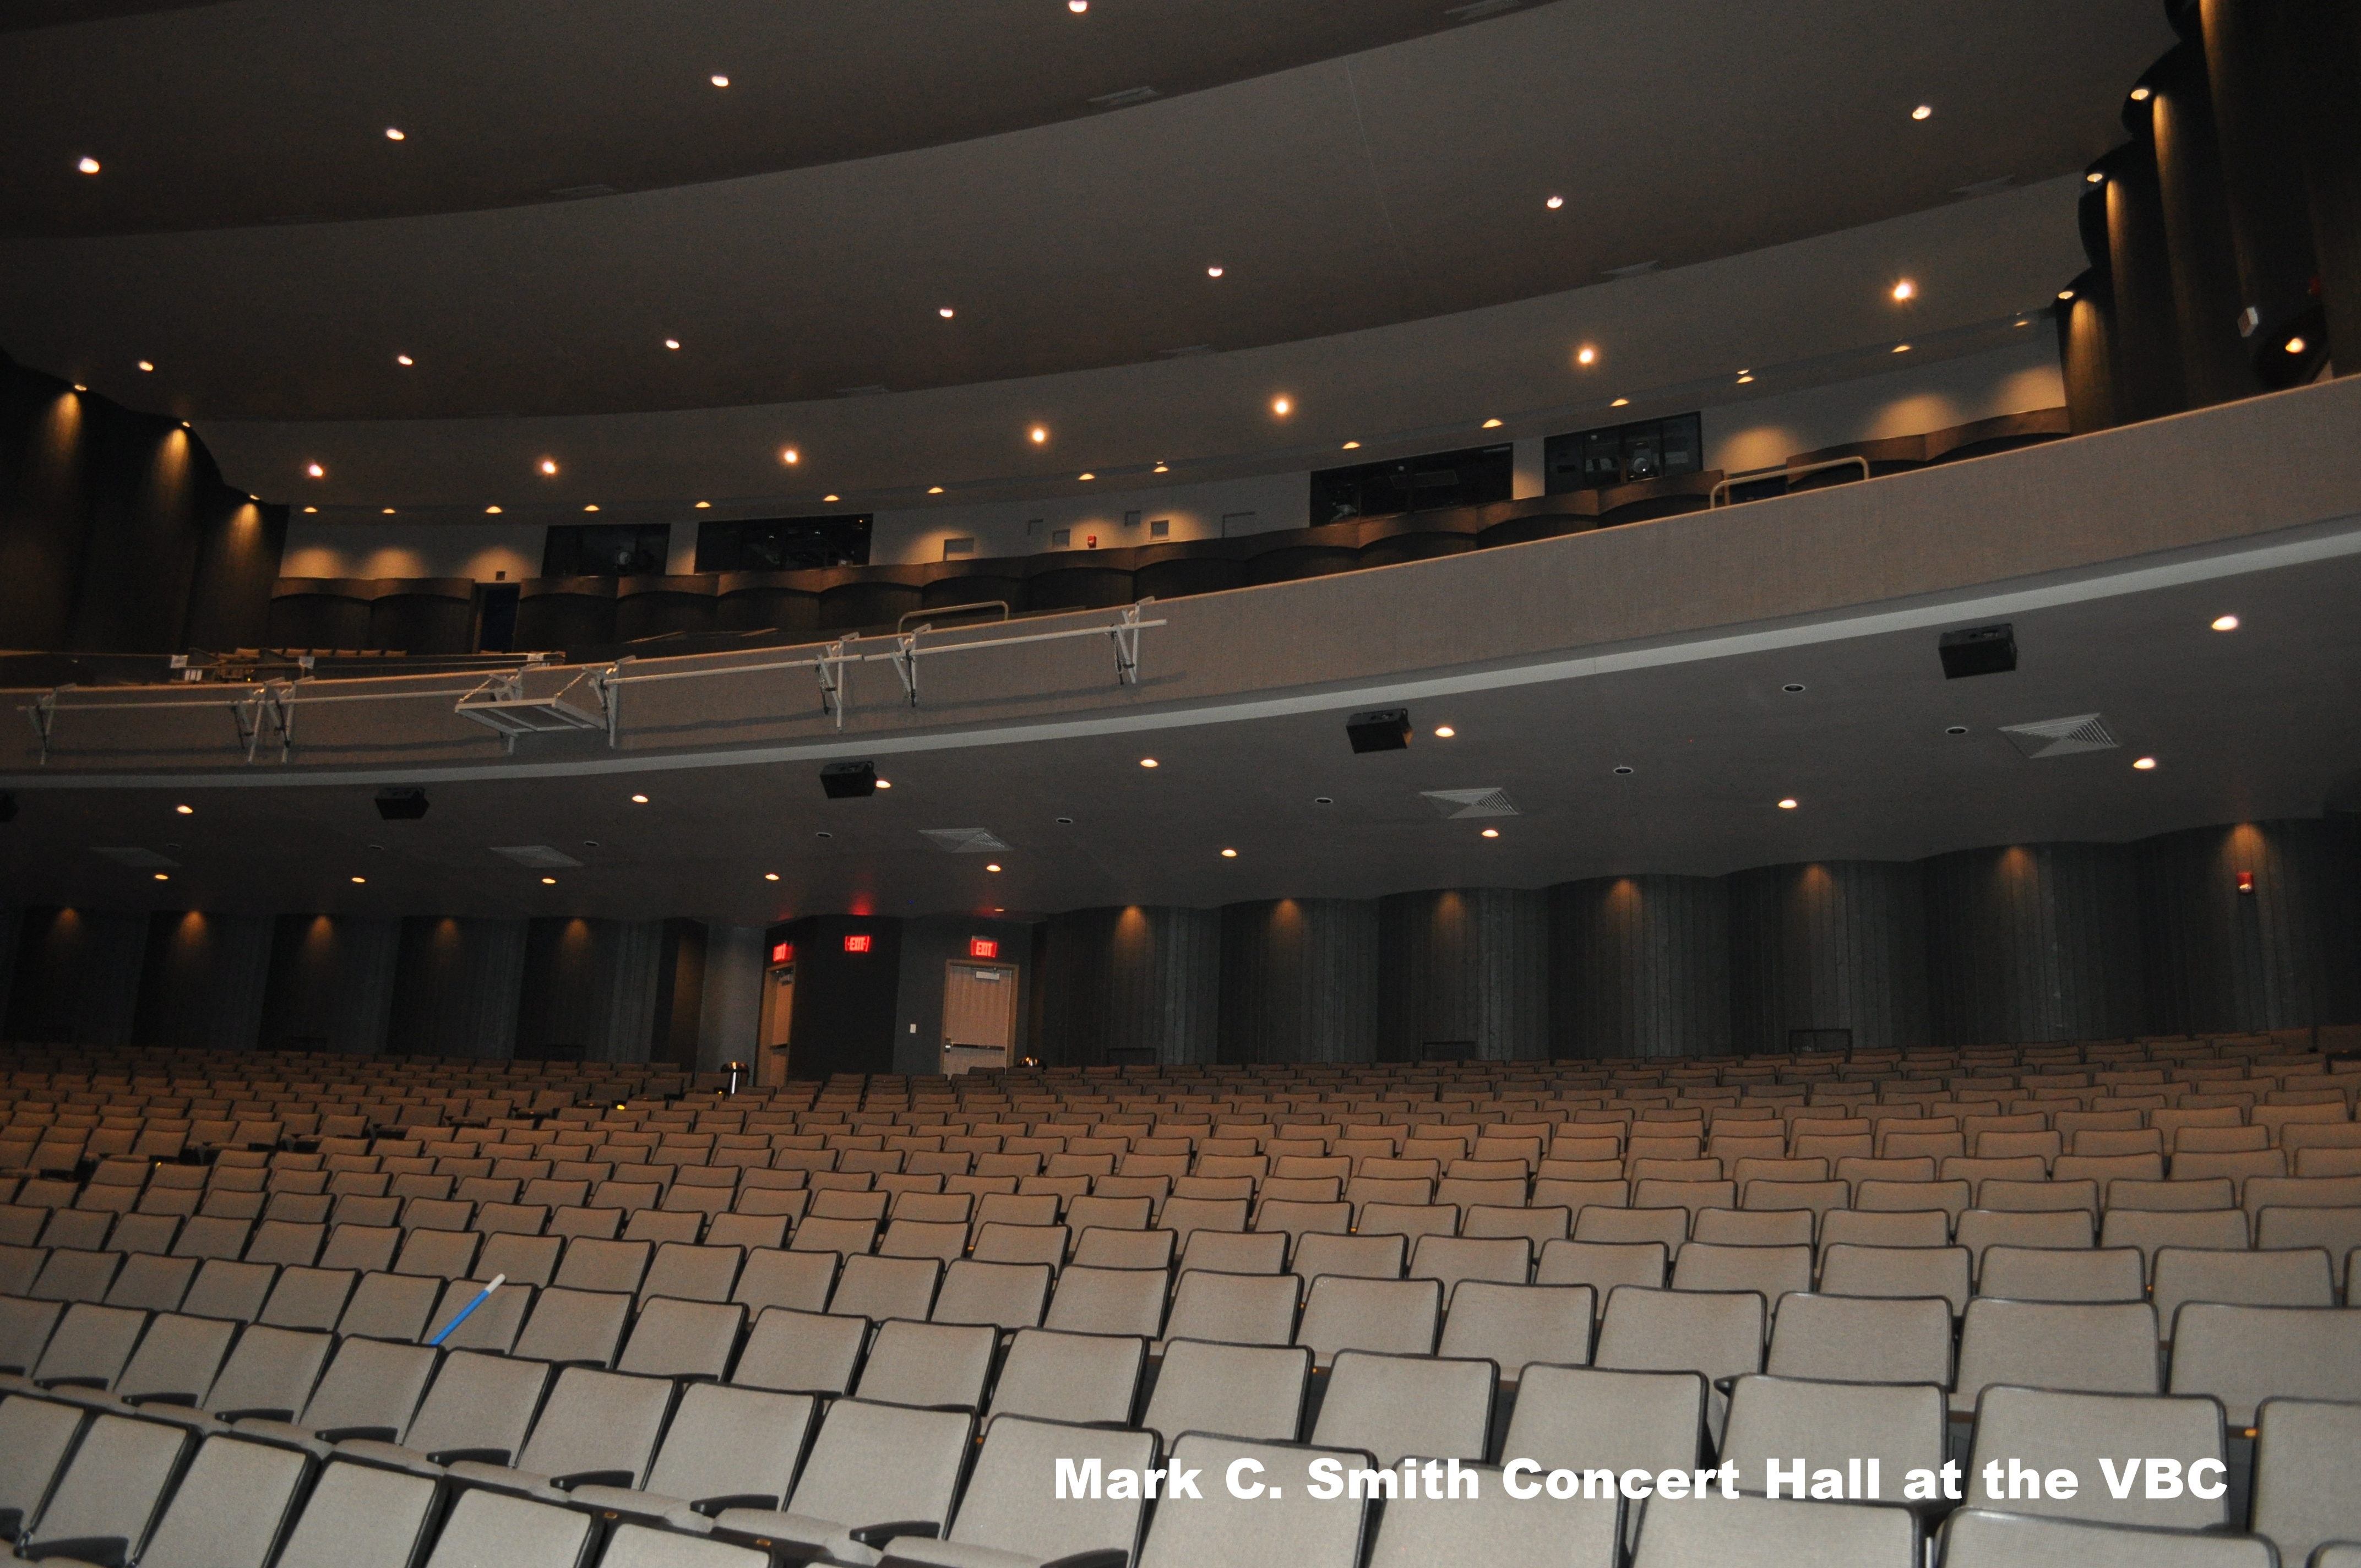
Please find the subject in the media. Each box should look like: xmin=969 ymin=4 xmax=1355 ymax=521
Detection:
xmin=922 ymin=828 xmax=1012 ymax=853
xmin=1422 ymin=787 xmax=1520 ymax=819
xmin=1088 ymin=86 xmax=1160 ymax=110
xmin=492 ymin=845 xmax=585 ymax=869
xmin=2000 ymin=714 xmax=2118 ymax=759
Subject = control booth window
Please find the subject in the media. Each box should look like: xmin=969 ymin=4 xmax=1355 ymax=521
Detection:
xmin=1309 ymin=442 xmax=1513 ymax=525
xmin=696 ymin=515 xmax=874 ymax=573
xmin=1544 ymin=411 xmax=1703 ymax=493
xmin=541 ymin=522 xmax=673 ymax=577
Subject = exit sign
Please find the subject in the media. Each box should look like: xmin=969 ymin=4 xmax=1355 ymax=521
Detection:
xmin=843 ymin=933 xmax=872 ymax=953
xmin=770 ymin=942 xmax=792 ymax=964
xmin=969 ymin=938 xmax=999 ymax=959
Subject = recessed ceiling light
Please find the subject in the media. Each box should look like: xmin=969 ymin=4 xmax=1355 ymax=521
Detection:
xmin=1946 ymin=726 xmax=1969 ymax=736
xmin=584 ymin=504 xmax=600 ymax=512
xmin=711 ymin=74 xmax=730 ymax=88
xmin=986 ymin=863 xmax=1003 ymax=873
xmin=1272 ymin=398 xmax=1291 ymax=416
xmin=78 ymin=156 xmax=101 ymax=174
xmin=306 ymin=463 xmax=324 ymax=477
xmin=815 ymin=831 xmax=833 ymax=839
xmin=137 ymin=360 xmax=154 ymax=372
xmin=665 ymin=339 xmax=681 ymax=350
xmin=1139 ymin=758 xmax=1158 ymax=769
xmin=485 ymin=505 xmax=502 ymax=514
xmin=780 ymin=448 xmax=799 ymax=465
xmin=385 ymin=128 xmax=405 ymax=141
xmin=1341 ymin=440 xmax=1361 ymax=450
xmin=1892 ymin=343 xmax=1912 ymax=353
xmin=764 ymin=872 xmax=780 ymax=881
xmin=2132 ymin=757 xmax=2158 ymax=770
xmin=1206 ymin=265 xmax=1223 ymax=278
xmin=73 ymin=384 xmax=86 ymax=391
xmin=303 ymin=505 xmax=317 ymax=513
xmin=1613 ymin=765 xmax=1634 ymax=775
xmin=1078 ymin=472 xmax=1095 ymax=481
xmin=2129 ymin=86 xmax=2151 ymax=102
xmin=1030 ymin=427 xmax=1048 ymax=443
xmin=350 ymin=876 xmax=366 ymax=884
xmin=1070 ymin=0 xmax=1087 ymax=10
xmin=1221 ymin=848 xmax=1238 ymax=858
xmin=154 ymin=872 xmax=169 ymax=881
xmin=1611 ymin=398 xmax=1630 ymax=407
xmin=1057 ymin=816 xmax=1074 ymax=824
xmin=2211 ymin=614 xmax=2239 ymax=631
xmin=396 ymin=354 xmax=414 ymax=366
xmin=1892 ymin=280 xmax=1915 ymax=301
xmin=540 ymin=458 xmax=558 ymax=475
xmin=1576 ymin=345 xmax=1597 ymax=365
xmin=1737 ymin=374 xmax=1755 ymax=384
xmin=928 ymin=486 xmax=944 ymax=494
xmin=1547 ymin=195 xmax=1564 ymax=209
xmin=383 ymin=507 xmax=396 ymax=514
xmin=2015 ymin=318 xmax=2031 ymax=328
xmin=695 ymin=501 xmax=710 ymax=508
xmin=1481 ymin=828 xmax=1500 ymax=839
xmin=2284 ymin=336 xmax=2308 ymax=355
xmin=1782 ymin=683 xmax=1805 ymax=693
xmin=2086 ymin=171 xmax=2104 ymax=183
xmin=1911 ymin=104 xmax=1933 ymax=119
xmin=1314 ymin=796 xmax=1334 ymax=805
xmin=2058 ymin=288 xmax=2077 ymax=301
xmin=1152 ymin=463 xmax=1168 ymax=473
xmin=630 ymin=793 xmax=649 ymax=803
xmin=1777 ymin=798 xmax=1798 ymax=809
xmin=1482 ymin=418 xmax=1504 ymax=428
xmin=540 ymin=875 xmax=557 ymax=884
xmin=824 ymin=494 xmax=841 ymax=502
xmin=875 ymin=779 xmax=891 ymax=790
xmin=1434 ymin=726 xmax=1455 ymax=738
xmin=175 ymin=804 xmax=194 ymax=815
xmin=939 ymin=307 xmax=955 ymax=319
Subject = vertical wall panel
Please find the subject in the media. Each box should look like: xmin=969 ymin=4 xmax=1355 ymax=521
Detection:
xmin=8 ymin=907 xmax=146 ymax=1046
xmin=1376 ymin=888 xmax=1548 ymax=1062
xmin=2150 ymin=43 xmax=2257 ymax=406
xmin=771 ymin=914 xmax=903 ymax=1080
xmin=2059 ymin=282 xmax=2121 ymax=434
xmin=1549 ymin=874 xmax=1729 ymax=1059
xmin=1218 ymin=898 xmax=1379 ymax=1064
xmin=1043 ymin=906 xmax=1220 ymax=1066
xmin=697 ymin=924 xmax=766 ymax=1075
xmin=2199 ymin=0 xmax=2325 ymax=354
xmin=1728 ymin=862 xmax=1928 ymax=1054
xmin=514 ymin=916 xmax=666 ymax=1064
xmin=388 ymin=916 xmax=526 ymax=1059
xmin=133 ymin=910 xmax=273 ymax=1052
xmin=2139 ymin=818 xmax=2361 ymax=1032
xmin=2281 ymin=0 xmax=2361 ymax=374
xmin=0 ymin=379 xmax=93 ymax=650
xmin=0 ymin=906 xmax=17 ymax=1039
xmin=2105 ymin=138 xmax=2190 ymax=422
xmin=259 ymin=913 xmax=399 ymax=1054
xmin=1921 ymin=844 xmax=2146 ymax=1045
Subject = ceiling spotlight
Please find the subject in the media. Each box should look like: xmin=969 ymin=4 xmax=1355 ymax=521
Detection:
xmin=78 ymin=156 xmax=101 ymax=174
xmin=2129 ymin=86 xmax=2151 ymax=102
xmin=986 ymin=863 xmax=1003 ymax=873
xmin=1341 ymin=440 xmax=1361 ymax=450
xmin=1911 ymin=104 xmax=1933 ymax=120
xmin=1433 ymin=726 xmax=1456 ymax=738
xmin=780 ymin=448 xmax=799 ymax=465
xmin=874 ymin=778 xmax=892 ymax=790
xmin=824 ymin=494 xmax=841 ymax=502
xmin=939 ymin=307 xmax=955 ymax=319
xmin=1547 ymin=195 xmax=1564 ymax=209
xmin=540 ymin=876 xmax=557 ymax=885
xmin=928 ymin=486 xmax=944 ymax=494
xmin=1030 ymin=427 xmax=1047 ymax=443
xmin=540 ymin=458 xmax=558 ymax=475
xmin=584 ymin=504 xmax=600 ymax=512
xmin=2058 ymin=288 xmax=2077 ymax=301
xmin=154 ymin=873 xmax=169 ymax=881
xmin=764 ymin=872 xmax=780 ymax=881
xmin=396 ymin=354 xmax=414 ymax=366
xmin=1613 ymin=765 xmax=1634 ymax=775
xmin=2284 ymin=336 xmax=2308 ymax=355
xmin=1078 ymin=472 xmax=1095 ymax=481
xmin=2086 ymin=171 xmax=2104 ymax=183
xmin=175 ymin=804 xmax=194 ymax=815
xmin=665 ymin=338 xmax=681 ymax=350
xmin=73 ymin=384 xmax=86 ymax=391
xmin=1272 ymin=398 xmax=1291 ymax=416
xmin=1782 ymin=683 xmax=1805 ymax=693
xmin=695 ymin=500 xmax=710 ymax=508
xmin=386 ymin=127 xmax=406 ymax=141
xmin=485 ymin=505 xmax=503 ymax=514
xmin=1152 ymin=463 xmax=1169 ymax=473
xmin=1139 ymin=758 xmax=1159 ymax=769
xmin=2132 ymin=757 xmax=2158 ymax=770
xmin=711 ymin=74 xmax=730 ymax=88
xmin=383 ymin=507 xmax=396 ymax=514
xmin=1737 ymin=374 xmax=1755 ymax=384
xmin=306 ymin=462 xmax=324 ymax=477
xmin=1482 ymin=418 xmax=1504 ymax=428
xmin=1206 ymin=265 xmax=1224 ymax=278
xmin=1611 ymin=398 xmax=1630 ymax=407
xmin=1070 ymin=0 xmax=1087 ymax=9
xmin=1892 ymin=280 xmax=1915 ymax=301
xmin=1576 ymin=345 xmax=1597 ymax=365
xmin=2211 ymin=614 xmax=2239 ymax=631
xmin=630 ymin=793 xmax=649 ymax=803
xmin=1945 ymin=726 xmax=1969 ymax=736
xmin=137 ymin=360 xmax=154 ymax=372
xmin=303 ymin=506 xmax=317 ymax=514
xmin=350 ymin=876 xmax=366 ymax=884
xmin=1481 ymin=828 xmax=1501 ymax=839
xmin=1221 ymin=848 xmax=1238 ymax=858
xmin=1892 ymin=344 xmax=1912 ymax=353
xmin=1777 ymin=798 xmax=1799 ymax=810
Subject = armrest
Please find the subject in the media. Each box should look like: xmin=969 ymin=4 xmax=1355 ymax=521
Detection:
xmin=426 ymin=1447 xmax=512 ymax=1467
xmin=1042 ymin=1553 xmax=1130 ymax=1568
xmin=123 ymin=1392 xmax=199 ymax=1408
xmin=0 ymin=1507 xmax=21 ymax=1542
xmin=24 ymin=1537 xmax=129 ymax=1566
xmin=315 ymin=1426 xmax=399 ymax=1444
xmin=35 ymin=1376 xmax=110 ymax=1391
xmin=211 ymin=1407 xmax=295 ymax=1424
xmin=551 ymin=1470 xmax=637 ymax=1492
xmin=850 ymin=1521 xmax=941 ymax=1550
xmin=690 ymin=1494 xmax=780 ymax=1518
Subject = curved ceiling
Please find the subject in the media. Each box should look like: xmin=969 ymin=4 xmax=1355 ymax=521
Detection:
xmin=1 ymin=0 xmax=2172 ymax=502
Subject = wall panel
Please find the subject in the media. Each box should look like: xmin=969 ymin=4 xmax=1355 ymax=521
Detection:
xmin=133 ymin=910 xmax=273 ymax=1052
xmin=1218 ymin=898 xmax=1379 ymax=1064
xmin=1376 ymin=888 xmax=1548 ymax=1062
xmin=2139 ymin=818 xmax=2361 ymax=1033
xmin=259 ymin=913 xmax=399 ymax=1055
xmin=1042 ymin=906 xmax=1221 ymax=1066
xmin=7 ymin=907 xmax=145 ymax=1046
xmin=1549 ymin=874 xmax=1729 ymax=1059
xmin=1921 ymin=843 xmax=2146 ymax=1045
xmin=387 ymin=916 xmax=526 ymax=1059
xmin=1728 ymin=861 xmax=1928 ymax=1054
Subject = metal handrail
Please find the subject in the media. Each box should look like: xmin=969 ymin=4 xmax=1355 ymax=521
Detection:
xmin=897 ymin=600 xmax=1009 ymax=634
xmin=1709 ymin=455 xmax=1872 ymax=508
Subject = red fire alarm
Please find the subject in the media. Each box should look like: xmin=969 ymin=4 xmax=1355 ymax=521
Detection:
xmin=844 ymin=933 xmax=873 ymax=953
xmin=769 ymin=941 xmax=792 ymax=963
xmin=969 ymin=937 xmax=999 ymax=959
xmin=1086 ymin=535 xmax=1098 ymax=549
xmin=2236 ymin=871 xmax=2255 ymax=895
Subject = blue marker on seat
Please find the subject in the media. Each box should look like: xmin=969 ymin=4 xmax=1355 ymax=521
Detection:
xmin=427 ymin=1273 xmax=505 ymax=1346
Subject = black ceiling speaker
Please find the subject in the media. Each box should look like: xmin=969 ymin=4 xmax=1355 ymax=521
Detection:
xmin=1939 ymin=625 xmax=2017 ymax=680
xmin=374 ymin=787 xmax=429 ymax=820
xmin=0 ymin=792 xmax=15 ymax=822
xmin=1346 ymin=709 xmax=1412 ymax=754
xmin=821 ymin=761 xmax=878 ymax=798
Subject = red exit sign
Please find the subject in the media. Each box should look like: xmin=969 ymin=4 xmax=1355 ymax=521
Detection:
xmin=843 ymin=933 xmax=873 ymax=953
xmin=770 ymin=942 xmax=792 ymax=964
xmin=969 ymin=938 xmax=999 ymax=959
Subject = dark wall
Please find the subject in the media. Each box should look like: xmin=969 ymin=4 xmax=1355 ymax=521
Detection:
xmin=771 ymin=913 xmax=904 ymax=1080
xmin=891 ymin=913 xmax=1037 ymax=1075
xmin=1218 ymin=898 xmax=1379 ymax=1064
xmin=513 ymin=916 xmax=666 ymax=1064
xmin=387 ymin=916 xmax=526 ymax=1059
xmin=1728 ymin=861 xmax=1929 ymax=1054
xmin=131 ymin=909 xmax=272 ymax=1052
xmin=259 ymin=913 xmax=400 ymax=1055
xmin=6 ymin=907 xmax=146 ymax=1046
xmin=1375 ymin=888 xmax=1549 ymax=1063
xmin=1040 ymin=906 xmax=1220 ymax=1066
xmin=2138 ymin=818 xmax=2361 ymax=1035
xmin=1921 ymin=843 xmax=2147 ymax=1046
xmin=0 ymin=351 xmax=284 ymax=654
xmin=651 ymin=918 xmax=707 ymax=1070
xmin=1550 ymin=874 xmax=1730 ymax=1059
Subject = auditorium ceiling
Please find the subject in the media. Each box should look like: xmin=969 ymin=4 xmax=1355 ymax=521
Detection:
xmin=0 ymin=0 xmax=2175 ymax=503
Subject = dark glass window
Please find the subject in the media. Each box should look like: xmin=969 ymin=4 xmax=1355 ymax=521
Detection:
xmin=695 ymin=515 xmax=874 ymax=572
xmin=541 ymin=523 xmax=672 ymax=578
xmin=1309 ymin=443 xmax=1514 ymax=525
xmin=1544 ymin=412 xmax=1704 ymax=492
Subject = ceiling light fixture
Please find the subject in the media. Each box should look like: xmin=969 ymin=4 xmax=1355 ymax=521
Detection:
xmin=2132 ymin=757 xmax=2158 ymax=770
xmin=824 ymin=494 xmax=841 ymax=502
xmin=1892 ymin=280 xmax=1915 ymax=301
xmin=1482 ymin=418 xmax=1504 ymax=428
xmin=1070 ymin=0 xmax=1088 ymax=10
xmin=137 ymin=360 xmax=154 ymax=372
xmin=1911 ymin=104 xmax=1933 ymax=120
xmin=1946 ymin=725 xmax=1970 ymax=735
xmin=154 ymin=872 xmax=169 ymax=881
xmin=78 ymin=156 xmax=101 ymax=174
xmin=73 ymin=384 xmax=86 ymax=391
xmin=1434 ymin=726 xmax=1455 ymax=738
xmin=383 ymin=507 xmax=396 ymax=514
xmin=584 ymin=504 xmax=600 ymax=512
xmin=1777 ymin=798 xmax=1799 ymax=809
xmin=175 ymin=804 xmax=193 ymax=815
xmin=1341 ymin=440 xmax=1361 ymax=450
xmin=665 ymin=339 xmax=681 ymax=350
xmin=765 ymin=872 xmax=780 ymax=881
xmin=928 ymin=486 xmax=944 ymax=494
xmin=986 ymin=863 xmax=1003 ymax=873
xmin=2086 ymin=171 xmax=2104 ymax=183
xmin=2129 ymin=86 xmax=2151 ymax=102
xmin=2285 ymin=336 xmax=2308 ymax=355
xmin=1614 ymin=765 xmax=1634 ymax=775
xmin=1576 ymin=345 xmax=1597 ymax=365
xmin=1206 ymin=265 xmax=1223 ymax=278
xmin=396 ymin=354 xmax=414 ymax=366
xmin=1221 ymin=848 xmax=1238 ymax=858
xmin=1893 ymin=343 xmax=1912 ymax=353
xmin=939 ymin=307 xmax=955 ymax=319
xmin=695 ymin=500 xmax=710 ymax=508
xmin=1481 ymin=828 xmax=1500 ymax=839
xmin=385 ymin=128 xmax=406 ymax=141
xmin=306 ymin=463 xmax=324 ymax=477
xmin=350 ymin=876 xmax=366 ymax=884
xmin=303 ymin=505 xmax=317 ymax=513
xmin=485 ymin=504 xmax=503 ymax=514
xmin=1737 ymin=374 xmax=1755 ymax=384
xmin=1139 ymin=758 xmax=1158 ymax=769
xmin=1272 ymin=398 xmax=1291 ymax=416
xmin=2058 ymin=288 xmax=2077 ymax=301
xmin=1030 ymin=427 xmax=1047 ymax=443
xmin=1611 ymin=398 xmax=1630 ymax=407
xmin=1152 ymin=463 xmax=1168 ymax=473
xmin=780 ymin=448 xmax=798 ymax=465
xmin=540 ymin=875 xmax=557 ymax=884
xmin=1547 ymin=195 xmax=1564 ymax=209
xmin=2211 ymin=614 xmax=2239 ymax=631
xmin=631 ymin=793 xmax=649 ymax=803
xmin=875 ymin=779 xmax=891 ymax=789
xmin=1078 ymin=472 xmax=1095 ymax=481
xmin=711 ymin=74 xmax=730 ymax=88
xmin=540 ymin=458 xmax=558 ymax=475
